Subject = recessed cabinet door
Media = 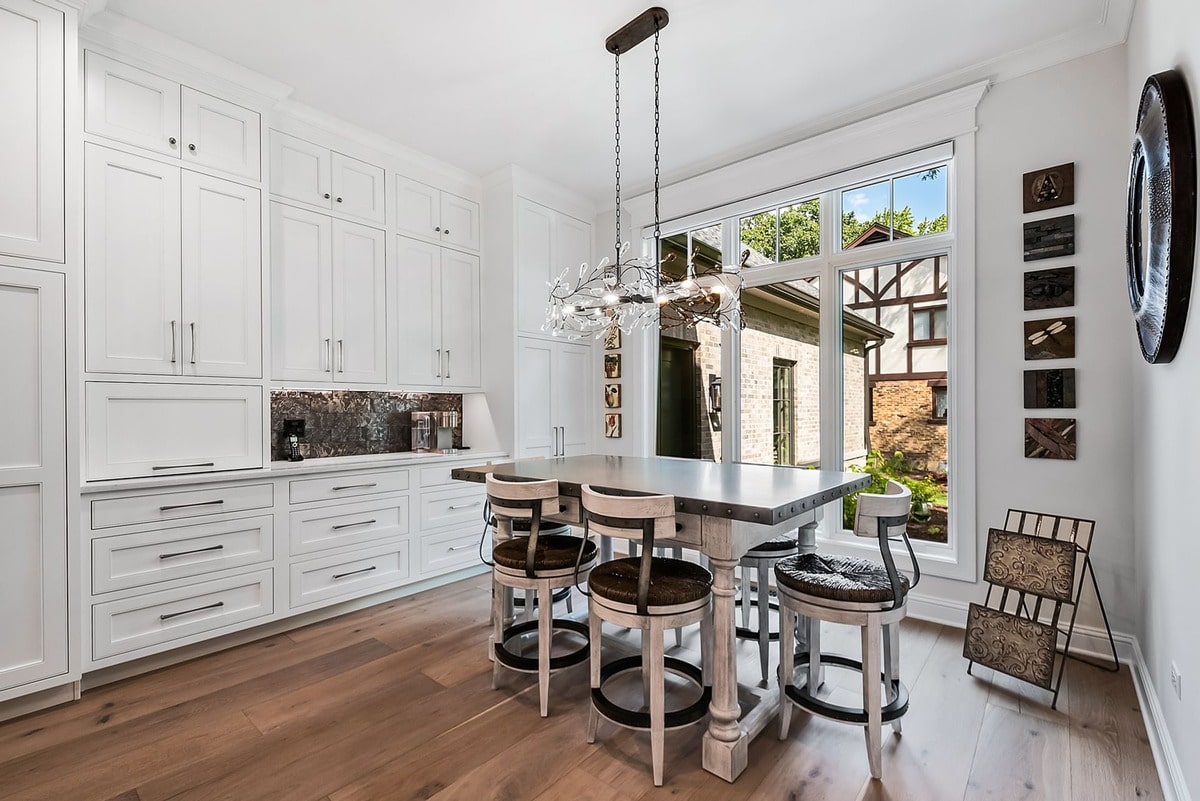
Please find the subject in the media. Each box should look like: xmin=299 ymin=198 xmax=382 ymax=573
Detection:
xmin=0 ymin=266 xmax=67 ymax=695
xmin=332 ymin=220 xmax=387 ymax=384
xmin=85 ymin=51 xmax=180 ymax=158
xmin=516 ymin=338 xmax=555 ymax=458
xmin=270 ymin=132 xmax=331 ymax=209
xmin=85 ymin=145 xmax=182 ymax=376
xmin=271 ymin=203 xmax=333 ymax=383
xmin=331 ymin=152 xmax=385 ymax=224
xmin=440 ymin=193 xmax=480 ymax=251
xmin=440 ymin=249 xmax=480 ymax=388
xmin=0 ymin=0 xmax=64 ymax=262
xmin=181 ymin=172 xmax=262 ymax=378
xmin=516 ymin=197 xmax=554 ymax=335
xmin=395 ymin=176 xmax=440 ymax=243
xmin=555 ymin=213 xmax=592 ymax=285
xmin=394 ymin=235 xmax=442 ymax=386
xmin=180 ymin=87 xmax=261 ymax=180
xmin=555 ymin=342 xmax=593 ymax=456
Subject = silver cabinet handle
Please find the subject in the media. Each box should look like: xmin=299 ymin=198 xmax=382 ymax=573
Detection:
xmin=159 ymin=499 xmax=224 ymax=512
xmin=448 ymin=501 xmax=482 ymax=510
xmin=152 ymin=462 xmax=215 ymax=471
xmin=447 ymin=543 xmax=473 ymax=551
xmin=332 ymin=519 xmax=377 ymax=530
xmin=338 ymin=339 xmax=345 ymax=373
xmin=327 ymin=338 xmax=334 ymax=374
xmin=169 ymin=136 xmax=177 ymax=146
xmin=336 ymin=196 xmax=343 ymax=203
xmin=444 ymin=349 xmax=451 ymax=380
xmin=331 ymin=482 xmax=378 ymax=491
xmin=170 ymin=320 xmax=177 ymax=364
xmin=332 ymin=565 xmax=377 ymax=580
xmin=435 ymin=348 xmax=442 ymax=378
xmin=189 ymin=322 xmax=197 ymax=365
xmin=160 ymin=601 xmax=223 ymax=621
xmin=159 ymin=544 xmax=224 ymax=560
xmin=435 ymin=226 xmax=441 ymax=233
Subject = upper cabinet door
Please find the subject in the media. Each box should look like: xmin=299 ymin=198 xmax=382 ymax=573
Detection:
xmin=85 ymin=52 xmax=181 ymax=158
xmin=270 ymin=132 xmax=331 ymax=209
xmin=516 ymin=197 xmax=554 ymax=335
xmin=180 ymin=87 xmax=261 ymax=180
xmin=85 ymin=145 xmax=182 ymax=376
xmin=440 ymin=249 xmax=481 ymax=388
xmin=271 ymin=203 xmax=333 ymax=383
xmin=0 ymin=0 xmax=64 ymax=262
xmin=555 ymin=213 xmax=592 ymax=282
xmin=395 ymin=176 xmax=440 ymax=243
xmin=440 ymin=193 xmax=480 ymax=252
xmin=394 ymin=235 xmax=442 ymax=386
xmin=181 ymin=172 xmax=262 ymax=379
xmin=331 ymin=152 xmax=385 ymax=224
xmin=331 ymin=221 xmax=387 ymax=384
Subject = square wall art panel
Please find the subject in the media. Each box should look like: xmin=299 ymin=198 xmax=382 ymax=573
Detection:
xmin=1024 ymin=316 xmax=1076 ymax=360
xmin=1024 ymin=266 xmax=1075 ymax=310
xmin=1025 ymin=418 xmax=1077 ymax=460
xmin=1024 ymin=368 xmax=1076 ymax=409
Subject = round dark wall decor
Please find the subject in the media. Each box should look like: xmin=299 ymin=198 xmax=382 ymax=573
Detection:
xmin=1126 ymin=70 xmax=1197 ymax=364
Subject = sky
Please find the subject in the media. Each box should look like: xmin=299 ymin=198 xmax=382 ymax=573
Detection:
xmin=842 ymin=166 xmax=948 ymax=227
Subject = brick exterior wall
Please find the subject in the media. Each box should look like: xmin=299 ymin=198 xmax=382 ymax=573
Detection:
xmin=869 ymin=379 xmax=947 ymax=472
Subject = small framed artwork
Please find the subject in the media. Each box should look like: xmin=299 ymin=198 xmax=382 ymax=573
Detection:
xmin=1025 ymin=418 xmax=1077 ymax=460
xmin=1024 ymin=316 xmax=1075 ymax=360
xmin=1022 ymin=162 xmax=1075 ymax=214
xmin=604 ymin=383 xmax=622 ymax=409
xmin=604 ymin=413 xmax=622 ymax=438
xmin=603 ymin=353 xmax=621 ymax=379
xmin=1023 ymin=368 xmax=1076 ymax=409
xmin=1023 ymin=215 xmax=1075 ymax=262
xmin=1024 ymin=266 xmax=1075 ymax=310
xmin=604 ymin=326 xmax=622 ymax=351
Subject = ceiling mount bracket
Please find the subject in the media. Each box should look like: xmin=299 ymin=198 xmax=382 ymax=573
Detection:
xmin=605 ymin=7 xmax=669 ymax=55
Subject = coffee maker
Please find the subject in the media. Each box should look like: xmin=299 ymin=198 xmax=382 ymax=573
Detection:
xmin=411 ymin=411 xmax=459 ymax=453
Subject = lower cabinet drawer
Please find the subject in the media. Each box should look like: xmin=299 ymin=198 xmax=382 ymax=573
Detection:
xmin=92 ymin=515 xmax=274 ymax=594
xmin=289 ymin=497 xmax=409 ymax=556
xmin=91 ymin=483 xmax=274 ymax=530
xmin=289 ymin=469 xmax=410 ymax=505
xmin=419 ymin=528 xmax=483 ymax=576
xmin=92 ymin=569 xmax=274 ymax=661
xmin=418 ymin=486 xmax=486 ymax=531
xmin=289 ymin=541 xmax=411 ymax=609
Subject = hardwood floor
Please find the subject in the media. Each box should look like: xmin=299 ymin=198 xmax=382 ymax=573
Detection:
xmin=0 ymin=575 xmax=1161 ymax=800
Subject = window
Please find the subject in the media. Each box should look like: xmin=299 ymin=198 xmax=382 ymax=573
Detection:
xmin=931 ymin=382 xmax=948 ymax=420
xmin=772 ymin=360 xmax=795 ymax=465
xmin=740 ymin=198 xmax=820 ymax=267
xmin=913 ymin=306 xmax=948 ymax=342
xmin=842 ymin=165 xmax=949 ymax=249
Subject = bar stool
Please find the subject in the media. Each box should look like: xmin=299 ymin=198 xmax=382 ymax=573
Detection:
xmin=488 ymin=474 xmax=597 ymax=717
xmin=776 ymin=480 xmax=919 ymax=779
xmin=628 ymin=542 xmax=685 ymax=647
xmin=506 ymin=517 xmax=575 ymax=614
xmin=736 ymin=533 xmax=800 ymax=683
xmin=580 ymin=484 xmax=713 ymax=787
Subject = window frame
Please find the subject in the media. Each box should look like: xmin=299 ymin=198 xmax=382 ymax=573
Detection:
xmin=771 ymin=358 xmax=796 ymax=465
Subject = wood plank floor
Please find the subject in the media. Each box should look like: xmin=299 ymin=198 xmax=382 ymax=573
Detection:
xmin=0 ymin=575 xmax=1162 ymax=801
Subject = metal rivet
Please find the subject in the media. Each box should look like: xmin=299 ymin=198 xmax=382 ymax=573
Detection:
xmin=702 ymin=504 xmax=709 ymax=511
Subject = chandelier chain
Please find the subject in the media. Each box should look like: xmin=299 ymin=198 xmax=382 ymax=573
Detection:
xmin=652 ymin=23 xmax=661 ymax=266
xmin=613 ymin=52 xmax=621 ymax=260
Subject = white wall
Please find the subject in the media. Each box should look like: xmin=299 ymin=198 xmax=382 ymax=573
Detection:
xmin=1127 ymin=0 xmax=1200 ymax=793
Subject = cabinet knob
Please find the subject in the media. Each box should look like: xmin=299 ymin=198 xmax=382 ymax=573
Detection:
xmin=324 ymin=193 xmax=331 ymax=199
xmin=169 ymin=136 xmax=177 ymax=146
xmin=435 ymin=226 xmax=441 ymax=233
xmin=188 ymin=143 xmax=196 ymax=152
xmin=336 ymin=196 xmax=343 ymax=203
xmin=443 ymin=229 xmax=450 ymax=235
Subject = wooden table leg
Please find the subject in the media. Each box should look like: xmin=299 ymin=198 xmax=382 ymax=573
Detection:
xmin=702 ymin=555 xmax=749 ymax=782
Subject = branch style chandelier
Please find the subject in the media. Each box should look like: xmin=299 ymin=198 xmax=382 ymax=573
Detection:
xmin=544 ymin=7 xmax=743 ymax=339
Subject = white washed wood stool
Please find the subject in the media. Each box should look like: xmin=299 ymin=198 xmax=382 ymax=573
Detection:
xmin=581 ymin=484 xmax=713 ymax=787
xmin=488 ymin=474 xmax=596 ymax=717
xmin=776 ymin=480 xmax=919 ymax=780
xmin=735 ymin=533 xmax=800 ymax=683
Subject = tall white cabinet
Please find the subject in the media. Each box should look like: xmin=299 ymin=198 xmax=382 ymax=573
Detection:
xmin=516 ymin=337 xmax=592 ymax=458
xmin=515 ymin=197 xmax=591 ymax=336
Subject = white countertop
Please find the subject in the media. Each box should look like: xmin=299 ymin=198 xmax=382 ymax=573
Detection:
xmin=80 ymin=450 xmax=508 ymax=494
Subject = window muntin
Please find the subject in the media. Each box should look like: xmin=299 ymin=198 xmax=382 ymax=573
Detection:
xmin=739 ymin=198 xmax=820 ymax=267
xmin=913 ymin=306 xmax=948 ymax=342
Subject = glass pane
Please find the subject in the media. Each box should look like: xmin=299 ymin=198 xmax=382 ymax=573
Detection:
xmin=658 ymin=321 xmax=721 ymax=462
xmin=893 ymin=166 xmax=949 ymax=238
xmin=933 ymin=308 xmax=948 ymax=339
xmin=689 ymin=223 xmax=724 ymax=276
xmin=739 ymin=277 xmax=820 ymax=467
xmin=933 ymin=387 xmax=948 ymax=419
xmin=740 ymin=210 xmax=778 ymax=266
xmin=842 ymin=180 xmax=891 ymax=249
xmin=660 ymin=232 xmax=688 ymax=281
xmin=779 ymin=199 xmax=821 ymax=261
xmin=913 ymin=311 xmax=930 ymax=341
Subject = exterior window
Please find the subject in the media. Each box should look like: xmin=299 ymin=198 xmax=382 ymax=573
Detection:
xmin=772 ymin=360 xmax=795 ymax=465
xmin=842 ymin=165 xmax=949 ymax=249
xmin=931 ymin=384 xmax=948 ymax=420
xmin=740 ymin=198 xmax=820 ymax=267
xmin=913 ymin=306 xmax=948 ymax=342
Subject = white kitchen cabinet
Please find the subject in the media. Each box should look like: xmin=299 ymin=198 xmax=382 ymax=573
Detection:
xmin=271 ymin=203 xmax=386 ymax=385
xmin=84 ymin=382 xmax=264 ymax=481
xmin=395 ymin=176 xmax=479 ymax=252
xmin=0 ymin=0 xmax=64 ymax=262
xmin=394 ymin=235 xmax=480 ymax=388
xmin=85 ymin=52 xmax=261 ymax=180
xmin=85 ymin=145 xmax=261 ymax=378
xmin=515 ymin=197 xmax=592 ymax=335
xmin=270 ymin=132 xmax=385 ymax=224
xmin=0 ymin=266 xmax=68 ymax=696
xmin=516 ymin=336 xmax=592 ymax=458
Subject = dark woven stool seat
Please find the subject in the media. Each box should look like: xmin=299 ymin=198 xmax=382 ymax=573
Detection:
xmin=776 ymin=553 xmax=910 ymax=604
xmin=746 ymin=534 xmax=799 ymax=555
xmin=589 ymin=557 xmax=712 ymax=607
xmin=493 ymin=535 xmax=596 ymax=571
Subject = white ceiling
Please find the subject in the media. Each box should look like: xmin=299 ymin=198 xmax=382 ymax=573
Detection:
xmin=101 ymin=0 xmax=1132 ymax=206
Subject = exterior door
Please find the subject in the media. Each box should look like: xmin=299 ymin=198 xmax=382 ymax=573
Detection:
xmin=439 ymin=249 xmax=480 ymax=387
xmin=394 ymin=235 xmax=441 ymax=386
xmin=332 ymin=220 xmax=387 ymax=384
xmin=269 ymin=132 xmax=331 ymax=209
xmin=180 ymin=87 xmax=261 ymax=180
xmin=657 ymin=338 xmax=700 ymax=458
xmin=515 ymin=197 xmax=554 ymax=335
xmin=271 ymin=203 xmax=333 ymax=382
xmin=84 ymin=51 xmax=180 ymax=158
xmin=555 ymin=342 xmax=593 ymax=456
xmin=0 ymin=266 xmax=67 ymax=695
xmin=84 ymin=145 xmax=182 ymax=375
xmin=516 ymin=338 xmax=555 ymax=458
xmin=181 ymin=171 xmax=261 ymax=378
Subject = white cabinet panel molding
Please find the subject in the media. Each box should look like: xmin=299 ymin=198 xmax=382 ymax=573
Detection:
xmin=396 ymin=175 xmax=479 ymax=252
xmin=270 ymin=131 xmax=331 ymax=209
xmin=271 ymin=203 xmax=333 ymax=383
xmin=84 ymin=50 xmax=180 ymax=158
xmin=331 ymin=152 xmax=386 ymax=224
xmin=331 ymin=220 xmax=387 ymax=384
xmin=394 ymin=235 xmax=442 ymax=386
xmin=180 ymin=87 xmax=261 ymax=180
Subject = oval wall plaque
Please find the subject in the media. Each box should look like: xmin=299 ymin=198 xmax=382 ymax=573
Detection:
xmin=1126 ymin=70 xmax=1197 ymax=364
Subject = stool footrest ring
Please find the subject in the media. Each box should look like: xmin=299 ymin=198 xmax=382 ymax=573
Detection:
xmin=591 ymin=655 xmax=712 ymax=731
xmin=494 ymin=618 xmax=590 ymax=673
xmin=512 ymin=586 xmax=572 ymax=607
xmin=785 ymin=653 xmax=909 ymax=724
xmin=733 ymin=596 xmax=782 ymax=641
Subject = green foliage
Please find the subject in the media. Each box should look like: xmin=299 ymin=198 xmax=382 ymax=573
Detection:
xmin=842 ymin=205 xmax=947 ymax=248
xmin=842 ymin=449 xmax=942 ymax=528
xmin=739 ymin=199 xmax=821 ymax=264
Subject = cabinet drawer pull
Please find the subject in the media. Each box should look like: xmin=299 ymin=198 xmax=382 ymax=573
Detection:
xmin=447 ymin=543 xmax=474 ymax=552
xmin=152 ymin=462 xmax=216 ymax=471
xmin=331 ymin=519 xmax=377 ymax=531
xmin=170 ymin=320 xmax=177 ymax=364
xmin=338 ymin=339 xmax=345 ymax=373
xmin=158 ymin=499 xmax=225 ymax=512
xmin=332 ymin=566 xmax=377 ymax=580
xmin=190 ymin=322 xmax=197 ymax=365
xmin=159 ymin=544 xmax=225 ymax=560
xmin=447 ymin=501 xmax=482 ymax=510
xmin=445 ymin=349 xmax=451 ymax=380
xmin=160 ymin=601 xmax=224 ymax=621
xmin=331 ymin=482 xmax=378 ymax=491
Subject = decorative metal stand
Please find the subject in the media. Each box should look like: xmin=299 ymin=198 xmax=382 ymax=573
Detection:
xmin=964 ymin=510 xmax=1119 ymax=709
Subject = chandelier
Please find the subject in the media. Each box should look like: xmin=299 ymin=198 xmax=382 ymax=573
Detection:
xmin=544 ymin=7 xmax=743 ymax=339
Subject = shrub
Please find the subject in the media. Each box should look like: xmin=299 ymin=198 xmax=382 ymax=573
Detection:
xmin=842 ymin=449 xmax=939 ymax=528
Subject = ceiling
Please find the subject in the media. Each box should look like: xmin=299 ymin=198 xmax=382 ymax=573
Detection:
xmin=100 ymin=0 xmax=1132 ymax=206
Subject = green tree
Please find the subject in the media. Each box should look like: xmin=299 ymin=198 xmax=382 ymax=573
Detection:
xmin=842 ymin=205 xmax=947 ymax=248
xmin=739 ymin=199 xmax=820 ymax=264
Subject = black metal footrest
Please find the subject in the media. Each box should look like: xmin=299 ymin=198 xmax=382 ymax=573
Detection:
xmin=494 ymin=618 xmax=589 ymax=673
xmin=512 ymin=586 xmax=572 ymax=607
xmin=590 ymin=655 xmax=712 ymax=731
xmin=785 ymin=653 xmax=909 ymax=724
xmin=733 ymin=595 xmax=782 ymax=641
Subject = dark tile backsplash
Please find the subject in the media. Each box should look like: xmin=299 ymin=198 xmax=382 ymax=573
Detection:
xmin=271 ymin=390 xmax=463 ymax=460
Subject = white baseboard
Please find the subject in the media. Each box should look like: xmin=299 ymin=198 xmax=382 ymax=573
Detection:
xmin=1130 ymin=639 xmax=1192 ymax=801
